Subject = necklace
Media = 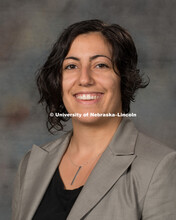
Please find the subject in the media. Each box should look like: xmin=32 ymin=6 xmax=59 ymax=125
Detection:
xmin=67 ymin=151 xmax=103 ymax=185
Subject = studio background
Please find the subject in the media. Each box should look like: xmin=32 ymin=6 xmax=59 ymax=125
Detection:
xmin=0 ymin=0 xmax=176 ymax=219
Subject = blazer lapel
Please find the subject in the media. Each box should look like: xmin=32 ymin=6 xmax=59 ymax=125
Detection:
xmin=19 ymin=131 xmax=72 ymax=220
xmin=67 ymin=118 xmax=138 ymax=220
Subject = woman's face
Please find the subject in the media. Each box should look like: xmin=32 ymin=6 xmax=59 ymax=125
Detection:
xmin=62 ymin=32 xmax=122 ymax=124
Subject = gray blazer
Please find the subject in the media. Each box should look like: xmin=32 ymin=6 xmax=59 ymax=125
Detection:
xmin=12 ymin=118 xmax=176 ymax=220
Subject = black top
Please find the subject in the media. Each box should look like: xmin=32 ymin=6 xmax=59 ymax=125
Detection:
xmin=32 ymin=168 xmax=83 ymax=220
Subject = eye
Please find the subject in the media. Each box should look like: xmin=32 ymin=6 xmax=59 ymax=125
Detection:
xmin=64 ymin=64 xmax=77 ymax=70
xmin=96 ymin=63 xmax=109 ymax=69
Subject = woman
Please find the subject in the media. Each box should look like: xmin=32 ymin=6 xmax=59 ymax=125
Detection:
xmin=12 ymin=20 xmax=176 ymax=220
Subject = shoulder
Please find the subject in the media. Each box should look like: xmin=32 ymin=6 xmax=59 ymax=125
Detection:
xmin=133 ymin=131 xmax=176 ymax=176
xmin=18 ymin=130 xmax=72 ymax=180
xmin=135 ymin=131 xmax=175 ymax=165
xmin=130 ymin=131 xmax=176 ymax=202
xmin=132 ymin=133 xmax=176 ymax=217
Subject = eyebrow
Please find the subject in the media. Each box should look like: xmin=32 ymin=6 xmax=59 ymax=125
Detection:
xmin=64 ymin=55 xmax=112 ymax=62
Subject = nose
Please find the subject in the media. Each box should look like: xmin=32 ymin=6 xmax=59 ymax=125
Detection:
xmin=78 ymin=66 xmax=94 ymax=87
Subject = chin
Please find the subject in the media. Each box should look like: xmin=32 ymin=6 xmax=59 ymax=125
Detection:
xmin=71 ymin=113 xmax=114 ymax=126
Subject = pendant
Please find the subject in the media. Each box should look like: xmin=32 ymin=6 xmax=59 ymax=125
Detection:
xmin=71 ymin=166 xmax=82 ymax=185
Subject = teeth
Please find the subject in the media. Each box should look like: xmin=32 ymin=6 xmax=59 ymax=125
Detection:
xmin=76 ymin=94 xmax=100 ymax=100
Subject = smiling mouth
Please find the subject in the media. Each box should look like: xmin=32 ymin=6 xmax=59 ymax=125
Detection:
xmin=74 ymin=93 xmax=103 ymax=101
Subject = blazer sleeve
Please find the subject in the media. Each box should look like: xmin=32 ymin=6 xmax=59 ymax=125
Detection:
xmin=142 ymin=151 xmax=176 ymax=220
xmin=12 ymin=152 xmax=30 ymax=220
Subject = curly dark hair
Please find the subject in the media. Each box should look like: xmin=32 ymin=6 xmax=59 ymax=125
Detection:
xmin=36 ymin=19 xmax=149 ymax=133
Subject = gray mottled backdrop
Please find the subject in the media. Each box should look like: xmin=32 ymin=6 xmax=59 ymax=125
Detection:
xmin=0 ymin=0 xmax=176 ymax=219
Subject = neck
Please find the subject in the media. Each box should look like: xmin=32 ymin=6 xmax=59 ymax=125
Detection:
xmin=69 ymin=117 xmax=122 ymax=156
